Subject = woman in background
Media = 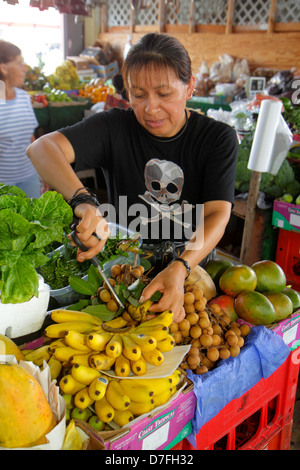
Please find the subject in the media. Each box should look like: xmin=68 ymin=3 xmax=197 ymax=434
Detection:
xmin=0 ymin=40 xmax=41 ymax=198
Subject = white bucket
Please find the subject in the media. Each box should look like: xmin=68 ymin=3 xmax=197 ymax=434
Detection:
xmin=0 ymin=275 xmax=50 ymax=338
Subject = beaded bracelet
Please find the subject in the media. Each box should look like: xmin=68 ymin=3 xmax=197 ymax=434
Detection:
xmin=169 ymin=257 xmax=191 ymax=280
xmin=67 ymin=187 xmax=100 ymax=212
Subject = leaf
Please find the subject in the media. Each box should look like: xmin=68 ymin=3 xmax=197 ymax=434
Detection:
xmin=81 ymin=304 xmax=117 ymax=321
xmin=66 ymin=299 xmax=91 ymax=310
xmin=69 ymin=275 xmax=96 ymax=295
xmin=0 ymin=258 xmax=39 ymax=304
xmin=87 ymin=265 xmax=103 ymax=292
xmin=150 ymin=291 xmax=163 ymax=302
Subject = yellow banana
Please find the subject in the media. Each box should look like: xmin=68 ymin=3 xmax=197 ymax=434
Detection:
xmin=169 ymin=369 xmax=182 ymax=388
xmin=114 ymin=353 xmax=131 ymax=377
xmin=119 ymin=380 xmax=154 ymax=402
xmin=142 ymin=348 xmax=164 ymax=367
xmin=152 ymin=386 xmax=176 ymax=408
xmin=74 ymin=386 xmax=94 ymax=409
xmin=113 ymin=408 xmax=134 ymax=427
xmin=156 ymin=334 xmax=176 ymax=352
xmin=51 ymin=309 xmax=102 ymax=326
xmin=122 ymin=335 xmax=142 ymax=361
xmin=133 ymin=375 xmax=178 ymax=396
xmin=71 ymin=363 xmax=101 ymax=385
xmin=70 ymin=352 xmax=94 ymax=367
xmin=134 ymin=324 xmax=170 ymax=342
xmin=48 ymin=354 xmax=62 ymax=380
xmin=127 ymin=300 xmax=153 ymax=321
xmin=64 ymin=330 xmax=91 ymax=352
xmin=89 ymin=352 xmax=116 ymax=371
xmin=105 ymin=334 xmax=123 ymax=358
xmin=136 ymin=310 xmax=173 ymax=329
xmin=105 ymin=380 xmax=131 ymax=411
xmin=88 ymin=376 xmax=109 ymax=401
xmin=103 ymin=316 xmax=128 ymax=329
xmin=53 ymin=346 xmax=88 ymax=363
xmin=85 ymin=331 xmax=112 ymax=351
xmin=44 ymin=321 xmax=95 ymax=338
xmin=129 ymin=399 xmax=155 ymax=416
xmin=94 ymin=396 xmax=115 ymax=423
xmin=48 ymin=338 xmax=67 ymax=353
xmin=59 ymin=374 xmax=86 ymax=395
xmin=23 ymin=345 xmax=50 ymax=366
xmin=128 ymin=332 xmax=157 ymax=352
xmin=130 ymin=355 xmax=147 ymax=376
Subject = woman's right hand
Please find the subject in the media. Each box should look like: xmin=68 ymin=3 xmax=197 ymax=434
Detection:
xmin=69 ymin=203 xmax=110 ymax=262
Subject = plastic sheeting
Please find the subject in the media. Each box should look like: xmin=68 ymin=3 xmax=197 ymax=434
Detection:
xmin=186 ymin=325 xmax=290 ymax=447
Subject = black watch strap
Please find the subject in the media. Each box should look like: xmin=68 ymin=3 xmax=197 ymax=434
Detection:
xmin=169 ymin=257 xmax=191 ymax=279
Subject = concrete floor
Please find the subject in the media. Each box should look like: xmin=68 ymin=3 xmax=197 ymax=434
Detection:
xmin=291 ymin=387 xmax=300 ymax=450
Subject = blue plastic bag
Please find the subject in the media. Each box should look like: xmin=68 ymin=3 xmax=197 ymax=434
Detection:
xmin=186 ymin=325 xmax=290 ymax=447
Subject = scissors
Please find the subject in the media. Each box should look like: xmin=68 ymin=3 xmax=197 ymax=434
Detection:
xmin=70 ymin=229 xmax=125 ymax=310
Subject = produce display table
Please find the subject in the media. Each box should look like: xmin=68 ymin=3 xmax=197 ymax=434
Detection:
xmin=186 ymin=96 xmax=232 ymax=114
xmin=34 ymin=102 xmax=91 ymax=133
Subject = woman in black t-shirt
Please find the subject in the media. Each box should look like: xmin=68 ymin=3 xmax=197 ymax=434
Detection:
xmin=27 ymin=33 xmax=238 ymax=323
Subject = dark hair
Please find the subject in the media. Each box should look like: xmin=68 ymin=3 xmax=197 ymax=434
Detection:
xmin=122 ymin=33 xmax=192 ymax=91
xmin=0 ymin=41 xmax=21 ymax=80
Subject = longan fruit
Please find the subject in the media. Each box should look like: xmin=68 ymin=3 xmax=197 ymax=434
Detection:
xmin=178 ymin=319 xmax=191 ymax=331
xmin=226 ymin=333 xmax=238 ymax=346
xmin=111 ymin=264 xmax=121 ymax=276
xmin=200 ymin=333 xmax=213 ymax=348
xmin=99 ymin=289 xmax=111 ymax=303
xmin=103 ymin=278 xmax=116 ymax=290
xmin=186 ymin=312 xmax=199 ymax=325
xmin=195 ymin=365 xmax=208 ymax=375
xmin=211 ymin=334 xmax=221 ymax=346
xmin=229 ymin=327 xmax=241 ymax=337
xmin=239 ymin=324 xmax=251 ymax=337
xmin=201 ymin=356 xmax=214 ymax=369
xmin=169 ymin=322 xmax=179 ymax=333
xmin=173 ymin=331 xmax=183 ymax=344
xmin=184 ymin=304 xmax=196 ymax=314
xmin=106 ymin=299 xmax=119 ymax=312
xmin=229 ymin=345 xmax=240 ymax=357
xmin=203 ymin=326 xmax=214 ymax=335
xmin=193 ymin=288 xmax=203 ymax=300
xmin=212 ymin=324 xmax=222 ymax=335
xmin=191 ymin=338 xmax=201 ymax=348
xmin=237 ymin=336 xmax=244 ymax=348
xmin=136 ymin=265 xmax=145 ymax=275
xmin=189 ymin=346 xmax=200 ymax=356
xmin=198 ymin=316 xmax=211 ymax=329
xmin=219 ymin=314 xmax=231 ymax=326
xmin=185 ymin=285 xmax=195 ymax=292
xmin=206 ymin=347 xmax=219 ymax=362
xmin=190 ymin=325 xmax=202 ymax=339
xmin=194 ymin=299 xmax=206 ymax=312
xmin=219 ymin=347 xmax=230 ymax=360
xmin=184 ymin=292 xmax=195 ymax=305
xmin=180 ymin=329 xmax=190 ymax=338
xmin=131 ymin=268 xmax=142 ymax=277
xmin=209 ymin=303 xmax=221 ymax=314
xmin=187 ymin=354 xmax=200 ymax=369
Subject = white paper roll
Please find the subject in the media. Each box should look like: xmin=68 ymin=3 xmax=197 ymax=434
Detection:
xmin=247 ymin=99 xmax=283 ymax=173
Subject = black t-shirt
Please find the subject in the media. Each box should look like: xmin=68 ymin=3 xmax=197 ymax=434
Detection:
xmin=59 ymin=108 xmax=238 ymax=244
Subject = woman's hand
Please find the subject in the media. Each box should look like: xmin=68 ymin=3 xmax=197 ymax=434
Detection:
xmin=140 ymin=261 xmax=187 ymax=323
xmin=69 ymin=203 xmax=110 ymax=261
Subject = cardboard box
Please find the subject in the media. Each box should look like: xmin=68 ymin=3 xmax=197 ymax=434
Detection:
xmin=66 ymin=56 xmax=90 ymax=70
xmin=76 ymin=68 xmax=98 ymax=83
xmin=272 ymin=199 xmax=300 ymax=232
xmin=78 ymin=381 xmax=196 ymax=451
xmin=90 ymin=61 xmax=119 ymax=81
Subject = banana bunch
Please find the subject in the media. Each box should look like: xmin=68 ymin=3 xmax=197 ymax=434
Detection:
xmin=61 ymin=367 xmax=183 ymax=427
xmin=30 ymin=308 xmax=174 ymax=378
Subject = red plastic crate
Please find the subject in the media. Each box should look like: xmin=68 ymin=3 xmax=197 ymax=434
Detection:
xmin=255 ymin=419 xmax=293 ymax=450
xmin=276 ymin=229 xmax=300 ymax=291
xmin=182 ymin=347 xmax=300 ymax=450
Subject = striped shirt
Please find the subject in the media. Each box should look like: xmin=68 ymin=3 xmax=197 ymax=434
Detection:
xmin=0 ymin=88 xmax=38 ymax=183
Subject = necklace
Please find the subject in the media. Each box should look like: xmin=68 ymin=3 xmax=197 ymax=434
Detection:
xmin=146 ymin=109 xmax=189 ymax=143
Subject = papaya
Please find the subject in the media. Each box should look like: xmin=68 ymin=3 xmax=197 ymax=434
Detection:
xmin=251 ymin=260 xmax=286 ymax=293
xmin=204 ymin=259 xmax=234 ymax=292
xmin=208 ymin=295 xmax=238 ymax=322
xmin=185 ymin=265 xmax=216 ymax=301
xmin=234 ymin=291 xmax=276 ymax=325
xmin=264 ymin=292 xmax=294 ymax=322
xmin=0 ymin=334 xmax=24 ymax=361
xmin=219 ymin=265 xmax=257 ymax=297
xmin=0 ymin=363 xmax=56 ymax=448
xmin=283 ymin=287 xmax=300 ymax=312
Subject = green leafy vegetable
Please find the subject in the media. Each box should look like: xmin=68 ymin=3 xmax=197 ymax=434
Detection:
xmin=0 ymin=184 xmax=73 ymax=304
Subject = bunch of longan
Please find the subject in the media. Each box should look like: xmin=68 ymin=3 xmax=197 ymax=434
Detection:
xmin=110 ymin=262 xmax=146 ymax=286
xmin=170 ymin=289 xmax=251 ymax=375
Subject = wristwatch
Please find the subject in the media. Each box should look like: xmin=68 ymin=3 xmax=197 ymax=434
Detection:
xmin=169 ymin=257 xmax=191 ymax=279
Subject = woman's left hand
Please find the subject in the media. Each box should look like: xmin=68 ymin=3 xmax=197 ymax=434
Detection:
xmin=140 ymin=262 xmax=187 ymax=323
